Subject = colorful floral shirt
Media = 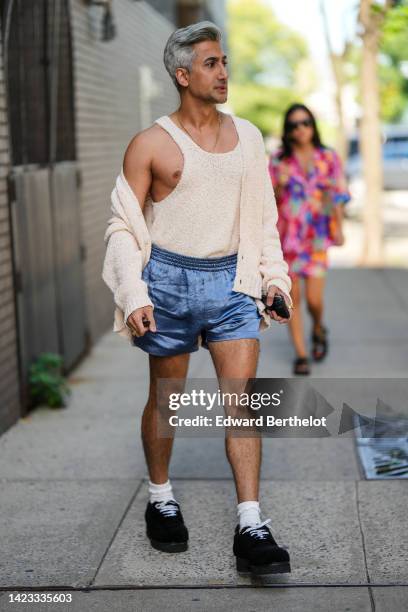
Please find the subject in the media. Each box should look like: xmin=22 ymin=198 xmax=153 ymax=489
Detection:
xmin=268 ymin=146 xmax=351 ymax=256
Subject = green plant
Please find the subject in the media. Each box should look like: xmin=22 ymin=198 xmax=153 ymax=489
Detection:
xmin=28 ymin=353 xmax=71 ymax=408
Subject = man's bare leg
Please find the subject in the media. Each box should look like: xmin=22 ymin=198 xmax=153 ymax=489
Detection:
xmin=208 ymin=337 xmax=291 ymax=574
xmin=207 ymin=338 xmax=260 ymax=502
xmin=141 ymin=352 xmax=190 ymax=483
xmin=142 ymin=352 xmax=190 ymax=553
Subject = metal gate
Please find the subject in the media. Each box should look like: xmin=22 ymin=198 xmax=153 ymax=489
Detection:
xmin=2 ymin=0 xmax=87 ymax=406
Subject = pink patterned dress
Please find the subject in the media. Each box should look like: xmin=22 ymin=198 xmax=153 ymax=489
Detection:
xmin=268 ymin=147 xmax=350 ymax=280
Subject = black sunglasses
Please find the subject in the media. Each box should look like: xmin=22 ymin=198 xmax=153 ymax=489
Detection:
xmin=287 ymin=118 xmax=313 ymax=131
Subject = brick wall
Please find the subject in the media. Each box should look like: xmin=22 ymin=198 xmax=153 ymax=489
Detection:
xmin=0 ymin=0 xmax=226 ymax=433
xmin=0 ymin=0 xmax=180 ymax=433
xmin=0 ymin=25 xmax=20 ymax=433
xmin=145 ymin=0 xmax=177 ymax=24
xmin=70 ymin=0 xmax=179 ymax=342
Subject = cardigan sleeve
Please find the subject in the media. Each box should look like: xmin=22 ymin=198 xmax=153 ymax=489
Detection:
xmin=259 ymin=157 xmax=293 ymax=308
xmin=102 ymin=227 xmax=154 ymax=327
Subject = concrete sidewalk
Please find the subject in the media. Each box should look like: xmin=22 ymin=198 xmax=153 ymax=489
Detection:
xmin=0 ymin=268 xmax=407 ymax=611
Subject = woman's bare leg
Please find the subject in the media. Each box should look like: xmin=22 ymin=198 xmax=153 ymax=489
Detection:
xmin=305 ymin=275 xmax=326 ymax=333
xmin=287 ymin=275 xmax=308 ymax=357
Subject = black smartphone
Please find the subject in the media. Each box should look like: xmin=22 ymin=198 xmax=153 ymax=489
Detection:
xmin=262 ymin=293 xmax=290 ymax=319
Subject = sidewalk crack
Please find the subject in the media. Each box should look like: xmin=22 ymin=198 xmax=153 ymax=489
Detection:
xmin=87 ymin=479 xmax=144 ymax=587
xmin=355 ymin=481 xmax=375 ymax=612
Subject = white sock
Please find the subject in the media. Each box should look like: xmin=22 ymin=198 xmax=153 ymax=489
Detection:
xmin=237 ymin=500 xmax=261 ymax=529
xmin=148 ymin=479 xmax=176 ymax=504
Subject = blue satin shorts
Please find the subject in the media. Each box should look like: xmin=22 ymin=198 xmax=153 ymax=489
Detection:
xmin=132 ymin=244 xmax=262 ymax=356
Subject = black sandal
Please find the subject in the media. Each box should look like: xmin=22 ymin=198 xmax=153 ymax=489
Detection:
xmin=293 ymin=356 xmax=310 ymax=376
xmin=311 ymin=324 xmax=328 ymax=362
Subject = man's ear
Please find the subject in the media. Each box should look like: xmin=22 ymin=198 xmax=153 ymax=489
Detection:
xmin=175 ymin=67 xmax=189 ymax=89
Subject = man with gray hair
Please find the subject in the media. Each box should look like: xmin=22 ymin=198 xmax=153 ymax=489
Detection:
xmin=105 ymin=20 xmax=293 ymax=576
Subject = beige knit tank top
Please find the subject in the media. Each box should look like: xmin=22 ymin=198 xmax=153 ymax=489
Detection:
xmin=146 ymin=114 xmax=243 ymax=258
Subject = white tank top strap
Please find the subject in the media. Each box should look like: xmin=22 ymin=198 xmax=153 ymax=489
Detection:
xmin=154 ymin=115 xmax=195 ymax=154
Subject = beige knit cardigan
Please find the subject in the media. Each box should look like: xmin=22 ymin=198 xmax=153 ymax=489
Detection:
xmin=102 ymin=114 xmax=293 ymax=344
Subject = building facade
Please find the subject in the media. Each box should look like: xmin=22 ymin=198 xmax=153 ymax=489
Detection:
xmin=0 ymin=0 xmax=226 ymax=434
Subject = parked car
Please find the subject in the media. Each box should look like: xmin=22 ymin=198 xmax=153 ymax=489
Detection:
xmin=346 ymin=126 xmax=408 ymax=191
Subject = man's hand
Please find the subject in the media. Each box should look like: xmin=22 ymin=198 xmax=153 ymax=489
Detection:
xmin=126 ymin=306 xmax=156 ymax=337
xmin=265 ymin=285 xmax=293 ymax=324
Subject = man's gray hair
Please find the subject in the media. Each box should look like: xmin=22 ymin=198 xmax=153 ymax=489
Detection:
xmin=163 ymin=21 xmax=222 ymax=91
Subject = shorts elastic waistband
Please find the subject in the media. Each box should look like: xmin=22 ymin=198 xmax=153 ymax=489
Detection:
xmin=150 ymin=244 xmax=238 ymax=271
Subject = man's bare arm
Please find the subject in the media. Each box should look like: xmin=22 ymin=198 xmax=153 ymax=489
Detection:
xmin=122 ymin=129 xmax=154 ymax=211
xmin=121 ymin=129 xmax=157 ymax=336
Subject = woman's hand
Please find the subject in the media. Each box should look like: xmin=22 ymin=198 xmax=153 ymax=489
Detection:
xmin=332 ymin=226 xmax=345 ymax=246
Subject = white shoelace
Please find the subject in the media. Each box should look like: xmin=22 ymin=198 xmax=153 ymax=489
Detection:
xmin=154 ymin=500 xmax=179 ymax=517
xmin=241 ymin=518 xmax=272 ymax=540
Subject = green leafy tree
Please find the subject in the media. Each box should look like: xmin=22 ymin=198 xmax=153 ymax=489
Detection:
xmin=227 ymin=0 xmax=310 ymax=136
xmin=348 ymin=2 xmax=408 ymax=123
xmin=380 ymin=0 xmax=408 ymax=122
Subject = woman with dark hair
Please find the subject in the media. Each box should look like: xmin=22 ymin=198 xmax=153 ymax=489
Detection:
xmin=269 ymin=103 xmax=350 ymax=375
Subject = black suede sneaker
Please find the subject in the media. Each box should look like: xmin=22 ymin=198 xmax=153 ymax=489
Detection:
xmin=233 ymin=519 xmax=291 ymax=575
xmin=145 ymin=500 xmax=189 ymax=553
